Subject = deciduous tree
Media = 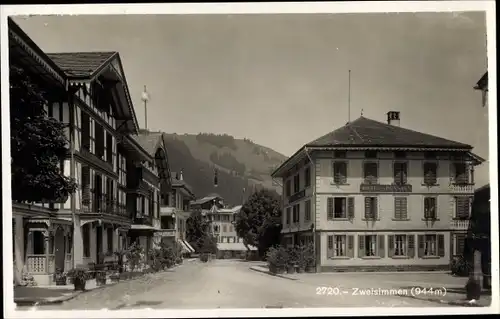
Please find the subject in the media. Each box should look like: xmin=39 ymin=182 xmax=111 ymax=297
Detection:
xmin=235 ymin=189 xmax=282 ymax=257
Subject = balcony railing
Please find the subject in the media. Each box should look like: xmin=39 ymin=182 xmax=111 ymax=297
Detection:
xmin=26 ymin=254 xmax=55 ymax=274
xmin=449 ymin=183 xmax=474 ymax=193
xmin=451 ymin=219 xmax=470 ymax=229
xmin=157 ymin=229 xmax=176 ymax=237
xmin=82 ymin=192 xmax=128 ymax=217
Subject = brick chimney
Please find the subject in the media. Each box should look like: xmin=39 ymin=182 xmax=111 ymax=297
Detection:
xmin=387 ymin=111 xmax=400 ymax=126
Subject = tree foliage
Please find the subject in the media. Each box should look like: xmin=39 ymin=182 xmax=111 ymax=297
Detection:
xmin=186 ymin=210 xmax=217 ymax=253
xmin=235 ymin=189 xmax=282 ymax=257
xmin=10 ymin=65 xmax=77 ymax=203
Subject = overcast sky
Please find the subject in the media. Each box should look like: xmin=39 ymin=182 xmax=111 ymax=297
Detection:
xmin=14 ymin=12 xmax=489 ymax=186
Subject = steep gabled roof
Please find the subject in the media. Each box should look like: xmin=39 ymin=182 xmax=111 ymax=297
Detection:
xmin=132 ymin=132 xmax=163 ymax=157
xmin=46 ymin=52 xmax=117 ymax=78
xmin=307 ymin=116 xmax=472 ymax=149
xmin=47 ymin=51 xmax=139 ymax=134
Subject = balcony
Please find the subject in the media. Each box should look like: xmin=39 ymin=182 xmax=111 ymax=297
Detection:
xmin=451 ymin=219 xmax=470 ymax=229
xmin=26 ymin=254 xmax=55 ymax=274
xmin=82 ymin=192 xmax=128 ymax=217
xmin=157 ymin=229 xmax=176 ymax=237
xmin=449 ymin=183 xmax=474 ymax=193
xmin=160 ymin=206 xmax=176 ymax=217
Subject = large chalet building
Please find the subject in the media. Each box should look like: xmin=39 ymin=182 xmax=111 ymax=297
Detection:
xmin=9 ymin=18 xmax=178 ymax=285
xmin=271 ymin=111 xmax=484 ymax=272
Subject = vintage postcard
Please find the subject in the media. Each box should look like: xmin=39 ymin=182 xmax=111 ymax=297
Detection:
xmin=1 ymin=1 xmax=497 ymax=318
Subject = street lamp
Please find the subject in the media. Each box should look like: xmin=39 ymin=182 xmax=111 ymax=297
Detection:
xmin=141 ymin=85 xmax=150 ymax=130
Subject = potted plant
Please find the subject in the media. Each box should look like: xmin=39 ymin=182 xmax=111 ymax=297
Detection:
xmin=304 ymin=242 xmax=316 ymax=273
xmin=296 ymin=246 xmax=306 ymax=273
xmin=53 ymin=268 xmax=67 ymax=286
xmin=286 ymin=246 xmax=298 ymax=274
xmin=67 ymin=267 xmax=89 ymax=291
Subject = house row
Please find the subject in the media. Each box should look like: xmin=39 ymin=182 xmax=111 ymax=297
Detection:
xmin=9 ymin=18 xmax=195 ymax=286
xmin=271 ymin=102 xmax=486 ymax=272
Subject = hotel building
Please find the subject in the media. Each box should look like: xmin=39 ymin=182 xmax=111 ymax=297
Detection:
xmin=9 ymin=18 xmax=169 ymax=285
xmin=271 ymin=112 xmax=484 ymax=272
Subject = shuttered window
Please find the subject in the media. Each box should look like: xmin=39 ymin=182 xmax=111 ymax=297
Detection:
xmin=455 ymin=233 xmax=466 ymax=256
xmin=394 ymin=235 xmax=406 ymax=256
xmin=408 ymin=235 xmax=415 ymax=258
xmin=393 ymin=162 xmax=408 ymax=185
xmin=363 ymin=162 xmax=378 ymax=184
xmin=394 ymin=197 xmax=408 ymax=220
xmin=82 ymin=166 xmax=91 ymax=206
xmin=424 ymin=197 xmax=437 ymax=219
xmin=333 ymin=162 xmax=347 ymax=184
xmin=455 ymin=197 xmax=471 ymax=219
xmin=364 ymin=197 xmax=378 ymax=220
xmin=347 ymin=235 xmax=354 ymax=258
xmin=423 ymin=162 xmax=438 ymax=185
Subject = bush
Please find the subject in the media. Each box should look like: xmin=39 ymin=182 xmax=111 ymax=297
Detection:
xmin=286 ymin=246 xmax=299 ymax=267
xmin=451 ymin=255 xmax=472 ymax=277
xmin=125 ymin=243 xmax=145 ymax=272
xmin=266 ymin=246 xmax=288 ymax=272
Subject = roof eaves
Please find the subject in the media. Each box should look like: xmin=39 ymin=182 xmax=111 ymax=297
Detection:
xmin=8 ymin=18 xmax=67 ymax=85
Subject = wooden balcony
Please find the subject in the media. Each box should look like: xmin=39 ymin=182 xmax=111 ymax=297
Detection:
xmin=451 ymin=219 xmax=470 ymax=229
xmin=82 ymin=192 xmax=128 ymax=218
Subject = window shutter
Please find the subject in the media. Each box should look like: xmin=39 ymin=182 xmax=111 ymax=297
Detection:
xmin=388 ymin=235 xmax=394 ymax=257
xmin=418 ymin=235 xmax=424 ymax=258
xmin=373 ymin=197 xmax=378 ymax=219
xmin=438 ymin=234 xmax=445 ymax=257
xmin=327 ymin=198 xmax=334 ymax=220
xmin=408 ymin=235 xmax=415 ymax=258
xmin=402 ymin=163 xmax=408 ymax=184
xmin=401 ymin=197 xmax=407 ymax=219
xmin=347 ymin=197 xmax=355 ymax=219
xmin=347 ymin=235 xmax=354 ymax=258
xmin=378 ymin=235 xmax=385 ymax=258
xmin=327 ymin=235 xmax=334 ymax=258
xmin=364 ymin=197 xmax=371 ymax=219
xmin=358 ymin=235 xmax=365 ymax=258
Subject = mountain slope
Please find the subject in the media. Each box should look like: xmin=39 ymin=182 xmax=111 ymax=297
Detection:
xmin=162 ymin=133 xmax=287 ymax=205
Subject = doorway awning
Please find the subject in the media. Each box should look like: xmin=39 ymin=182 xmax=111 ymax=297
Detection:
xmin=182 ymin=240 xmax=196 ymax=253
xmin=130 ymin=224 xmax=157 ymax=231
xmin=177 ymin=239 xmax=193 ymax=253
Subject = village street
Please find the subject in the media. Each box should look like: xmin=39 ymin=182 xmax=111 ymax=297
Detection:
xmin=18 ymin=260 xmax=472 ymax=310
